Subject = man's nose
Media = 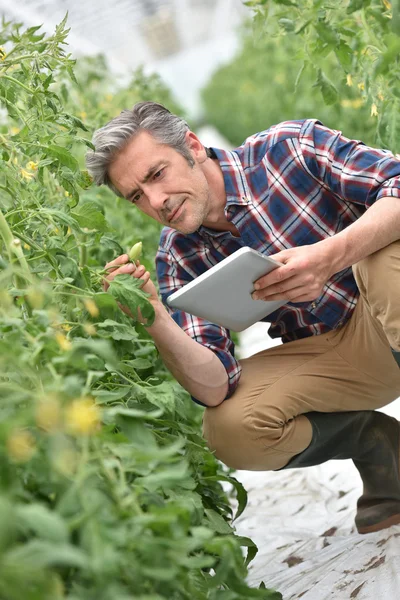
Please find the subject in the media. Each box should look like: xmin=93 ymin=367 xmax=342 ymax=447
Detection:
xmin=146 ymin=187 xmax=169 ymax=211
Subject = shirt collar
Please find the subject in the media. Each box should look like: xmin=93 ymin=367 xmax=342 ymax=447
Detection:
xmin=209 ymin=146 xmax=251 ymax=207
xmin=196 ymin=146 xmax=251 ymax=238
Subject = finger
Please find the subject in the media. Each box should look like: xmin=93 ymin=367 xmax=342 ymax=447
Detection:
xmin=139 ymin=272 xmax=150 ymax=288
xmin=103 ymin=262 xmax=136 ymax=291
xmin=133 ymin=265 xmax=146 ymax=279
xmin=252 ymin=286 xmax=309 ymax=302
xmin=105 ymin=254 xmax=129 ymax=271
xmin=107 ymin=262 xmax=136 ymax=280
xmin=253 ymin=264 xmax=295 ymax=291
xmin=252 ymin=275 xmax=304 ymax=300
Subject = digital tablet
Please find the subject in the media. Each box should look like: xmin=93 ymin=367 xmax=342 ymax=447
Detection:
xmin=166 ymin=246 xmax=286 ymax=331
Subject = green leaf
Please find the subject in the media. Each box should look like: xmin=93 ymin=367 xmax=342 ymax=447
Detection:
xmin=204 ymin=508 xmax=233 ymax=534
xmin=347 ymin=0 xmax=370 ymax=14
xmin=72 ymin=200 xmax=108 ymax=231
xmin=71 ymin=338 xmax=119 ymax=369
xmin=104 ymin=405 xmax=164 ymax=421
xmin=96 ymin=319 xmax=139 ymax=341
xmin=92 ymin=292 xmax=119 ymax=312
xmin=203 ymin=474 xmax=248 ymax=521
xmin=335 ymin=40 xmax=353 ymax=70
xmin=278 ymin=18 xmax=295 ymax=33
xmin=5 ymin=540 xmax=88 ymax=569
xmin=126 ymin=357 xmax=153 ymax=370
xmin=91 ymin=388 xmax=130 ymax=403
xmin=76 ymin=169 xmax=93 ymax=189
xmin=16 ymin=504 xmax=69 ymax=543
xmin=108 ymin=274 xmax=155 ymax=326
xmin=44 ymin=145 xmax=79 ymax=172
xmin=313 ymin=69 xmax=338 ymax=105
xmin=234 ymin=535 xmax=259 ymax=567
xmin=136 ymin=462 xmax=189 ymax=492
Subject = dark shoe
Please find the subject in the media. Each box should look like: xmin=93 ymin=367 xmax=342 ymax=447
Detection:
xmin=279 ymin=410 xmax=400 ymax=535
xmin=391 ymin=348 xmax=400 ymax=368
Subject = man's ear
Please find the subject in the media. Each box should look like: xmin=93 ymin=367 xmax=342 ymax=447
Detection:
xmin=185 ymin=131 xmax=207 ymax=163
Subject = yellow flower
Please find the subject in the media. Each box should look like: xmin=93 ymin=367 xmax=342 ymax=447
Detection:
xmin=36 ymin=398 xmax=61 ymax=432
xmin=55 ymin=332 xmax=72 ymax=351
xmin=65 ymin=397 xmax=101 ymax=436
xmin=10 ymin=127 xmax=20 ymax=136
xmin=358 ymin=82 xmax=365 ymax=91
xmin=67 ymin=226 xmax=72 ymax=235
xmin=26 ymin=161 xmax=38 ymax=171
xmin=383 ymin=0 xmax=391 ymax=10
xmin=61 ymin=323 xmax=72 ymax=332
xmin=83 ymin=323 xmax=96 ymax=336
xmin=23 ymin=243 xmax=30 ymax=250
xmin=351 ymin=98 xmax=364 ymax=108
xmin=83 ymin=298 xmax=100 ymax=317
xmin=20 ymin=168 xmax=34 ymax=181
xmin=7 ymin=430 xmax=36 ymax=462
xmin=79 ymin=111 xmax=87 ymax=120
xmin=371 ymin=103 xmax=378 ymax=117
xmin=65 ymin=191 xmax=70 ymax=197
xmin=346 ymin=74 xmax=353 ymax=87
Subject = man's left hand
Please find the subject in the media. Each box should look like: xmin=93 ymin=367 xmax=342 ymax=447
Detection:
xmin=252 ymin=242 xmax=336 ymax=303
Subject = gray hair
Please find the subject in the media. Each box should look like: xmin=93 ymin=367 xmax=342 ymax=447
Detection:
xmin=85 ymin=101 xmax=194 ymax=197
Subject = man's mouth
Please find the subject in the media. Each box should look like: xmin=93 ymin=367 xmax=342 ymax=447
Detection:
xmin=167 ymin=200 xmax=185 ymax=223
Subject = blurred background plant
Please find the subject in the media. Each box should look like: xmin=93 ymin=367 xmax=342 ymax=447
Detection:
xmin=202 ymin=0 xmax=400 ymax=152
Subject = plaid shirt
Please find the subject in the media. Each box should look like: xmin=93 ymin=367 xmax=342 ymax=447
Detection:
xmin=155 ymin=119 xmax=400 ymax=404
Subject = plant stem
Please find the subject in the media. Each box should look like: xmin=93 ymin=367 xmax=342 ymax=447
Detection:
xmin=79 ymin=232 xmax=87 ymax=268
xmin=0 ymin=74 xmax=34 ymax=94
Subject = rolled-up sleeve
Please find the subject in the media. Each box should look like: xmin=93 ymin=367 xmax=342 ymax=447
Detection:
xmin=155 ymin=243 xmax=242 ymax=406
xmin=299 ymin=120 xmax=400 ymax=209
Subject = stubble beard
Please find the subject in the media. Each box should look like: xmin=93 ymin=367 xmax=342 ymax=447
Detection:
xmin=172 ymin=189 xmax=210 ymax=235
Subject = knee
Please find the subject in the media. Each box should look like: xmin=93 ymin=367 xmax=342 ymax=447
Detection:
xmin=353 ymin=241 xmax=400 ymax=293
xmin=202 ymin=403 xmax=252 ymax=469
xmin=202 ymin=401 xmax=285 ymax=471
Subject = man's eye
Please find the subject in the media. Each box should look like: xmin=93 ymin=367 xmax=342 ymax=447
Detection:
xmin=131 ymin=192 xmax=142 ymax=203
xmin=153 ymin=168 xmax=164 ymax=180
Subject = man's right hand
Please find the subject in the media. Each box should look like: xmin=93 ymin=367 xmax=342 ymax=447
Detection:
xmin=103 ymin=254 xmax=160 ymax=322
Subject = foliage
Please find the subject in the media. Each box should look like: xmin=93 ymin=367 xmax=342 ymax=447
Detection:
xmin=231 ymin=0 xmax=400 ymax=152
xmin=202 ymin=19 xmax=379 ymax=147
xmin=0 ymin=16 xmax=281 ymax=600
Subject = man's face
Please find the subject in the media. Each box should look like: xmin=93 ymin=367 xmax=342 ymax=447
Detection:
xmin=108 ymin=130 xmax=211 ymax=234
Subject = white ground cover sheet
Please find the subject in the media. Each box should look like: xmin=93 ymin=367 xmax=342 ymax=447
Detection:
xmin=232 ymin=323 xmax=400 ymax=600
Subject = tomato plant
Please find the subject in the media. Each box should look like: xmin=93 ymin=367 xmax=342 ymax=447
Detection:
xmin=0 ymin=17 xmax=281 ymax=600
xmin=233 ymin=0 xmax=400 ymax=152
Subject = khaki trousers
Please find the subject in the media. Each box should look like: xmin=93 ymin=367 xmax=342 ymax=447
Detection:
xmin=202 ymin=241 xmax=400 ymax=471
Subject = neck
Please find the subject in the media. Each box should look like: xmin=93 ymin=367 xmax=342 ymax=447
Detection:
xmin=202 ymin=156 xmax=241 ymax=236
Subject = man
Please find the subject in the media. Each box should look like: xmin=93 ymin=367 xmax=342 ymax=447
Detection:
xmin=86 ymin=101 xmax=400 ymax=535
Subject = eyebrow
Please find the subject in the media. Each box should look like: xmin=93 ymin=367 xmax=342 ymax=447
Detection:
xmin=126 ymin=161 xmax=164 ymax=201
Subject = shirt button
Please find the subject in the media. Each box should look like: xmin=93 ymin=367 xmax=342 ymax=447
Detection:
xmin=311 ymin=302 xmax=317 ymax=309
